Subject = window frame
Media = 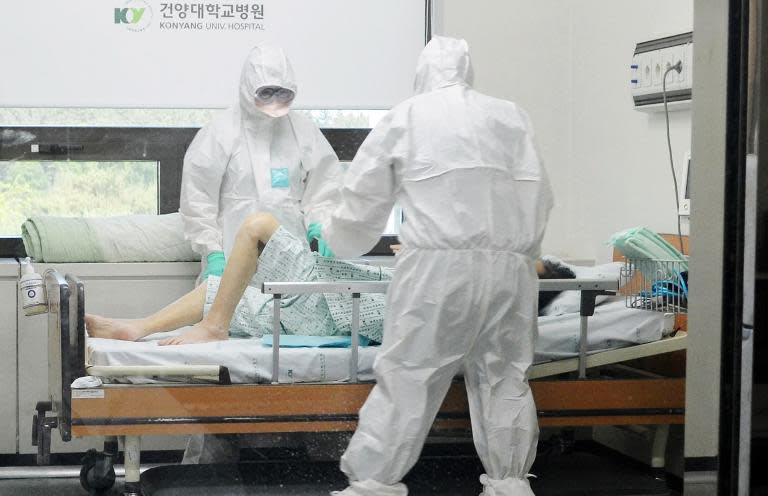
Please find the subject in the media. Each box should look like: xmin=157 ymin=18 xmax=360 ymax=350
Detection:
xmin=0 ymin=127 xmax=396 ymax=257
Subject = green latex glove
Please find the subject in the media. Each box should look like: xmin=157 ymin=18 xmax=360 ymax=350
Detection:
xmin=306 ymin=222 xmax=335 ymax=258
xmin=202 ymin=251 xmax=226 ymax=279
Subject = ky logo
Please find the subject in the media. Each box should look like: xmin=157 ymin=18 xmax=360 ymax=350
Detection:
xmin=114 ymin=7 xmax=145 ymax=24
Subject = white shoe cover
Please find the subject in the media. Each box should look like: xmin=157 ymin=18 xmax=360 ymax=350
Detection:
xmin=479 ymin=474 xmax=535 ymax=496
xmin=331 ymin=479 xmax=408 ymax=495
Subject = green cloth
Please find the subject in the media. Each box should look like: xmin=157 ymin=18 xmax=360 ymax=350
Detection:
xmin=608 ymin=227 xmax=688 ymax=278
xmin=21 ymin=216 xmax=104 ymax=263
xmin=609 ymin=227 xmax=686 ymax=263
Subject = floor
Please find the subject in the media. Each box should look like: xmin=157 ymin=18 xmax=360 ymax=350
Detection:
xmin=0 ymin=442 xmax=680 ymax=496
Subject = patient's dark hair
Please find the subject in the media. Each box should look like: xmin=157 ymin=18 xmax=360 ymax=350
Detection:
xmin=538 ymin=259 xmax=576 ymax=315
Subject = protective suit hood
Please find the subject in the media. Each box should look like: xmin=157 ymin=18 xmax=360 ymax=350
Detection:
xmin=239 ymin=45 xmax=297 ymax=119
xmin=413 ymin=36 xmax=474 ymax=95
xmin=180 ymin=44 xmax=342 ymax=260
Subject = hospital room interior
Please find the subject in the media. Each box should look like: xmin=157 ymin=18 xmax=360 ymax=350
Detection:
xmin=0 ymin=0 xmax=765 ymax=495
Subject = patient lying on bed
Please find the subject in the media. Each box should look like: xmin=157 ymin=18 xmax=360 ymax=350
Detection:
xmin=86 ymin=213 xmax=575 ymax=346
xmin=86 ymin=213 xmax=392 ymax=345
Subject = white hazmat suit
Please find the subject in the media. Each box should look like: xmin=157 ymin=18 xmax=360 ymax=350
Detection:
xmin=180 ymin=45 xmax=341 ymax=262
xmin=323 ymin=37 xmax=553 ymax=496
xmin=178 ymin=45 xmax=341 ymax=464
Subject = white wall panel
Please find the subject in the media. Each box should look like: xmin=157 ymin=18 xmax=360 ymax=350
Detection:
xmin=0 ymin=0 xmax=425 ymax=109
xmin=0 ymin=260 xmax=19 ymax=454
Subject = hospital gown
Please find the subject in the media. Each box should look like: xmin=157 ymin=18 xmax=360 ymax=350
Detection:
xmin=203 ymin=226 xmax=392 ymax=343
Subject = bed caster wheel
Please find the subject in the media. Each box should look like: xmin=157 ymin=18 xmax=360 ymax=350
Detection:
xmin=80 ymin=448 xmax=116 ymax=495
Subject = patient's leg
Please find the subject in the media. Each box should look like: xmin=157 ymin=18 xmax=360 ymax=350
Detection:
xmin=85 ymin=283 xmax=207 ymax=341
xmin=159 ymin=212 xmax=280 ymax=346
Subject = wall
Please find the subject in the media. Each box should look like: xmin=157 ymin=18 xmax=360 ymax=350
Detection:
xmin=435 ymin=0 xmax=693 ymax=262
xmin=684 ymin=0 xmax=729 ymax=492
xmin=0 ymin=260 xmax=18 ymax=454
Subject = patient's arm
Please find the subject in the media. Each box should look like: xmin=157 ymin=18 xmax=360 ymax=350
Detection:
xmin=85 ymin=212 xmax=280 ymax=344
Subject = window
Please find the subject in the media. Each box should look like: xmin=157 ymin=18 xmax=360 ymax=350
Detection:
xmin=0 ymin=160 xmax=158 ymax=236
xmin=0 ymin=125 xmax=386 ymax=257
xmin=0 ymin=108 xmax=388 ymax=129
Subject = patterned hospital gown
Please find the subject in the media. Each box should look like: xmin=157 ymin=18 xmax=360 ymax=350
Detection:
xmin=204 ymin=226 xmax=392 ymax=343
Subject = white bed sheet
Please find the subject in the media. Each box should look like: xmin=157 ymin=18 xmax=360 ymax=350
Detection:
xmin=86 ymin=299 xmax=674 ymax=384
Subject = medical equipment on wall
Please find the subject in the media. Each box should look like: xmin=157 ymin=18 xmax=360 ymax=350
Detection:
xmin=630 ymin=32 xmax=692 ymax=112
xmin=20 ymin=258 xmax=47 ymax=316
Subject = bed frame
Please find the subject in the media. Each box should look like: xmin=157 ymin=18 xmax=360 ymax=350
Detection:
xmin=33 ymin=270 xmax=686 ymax=496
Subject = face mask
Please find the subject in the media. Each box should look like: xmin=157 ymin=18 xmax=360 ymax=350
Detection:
xmin=254 ymin=86 xmax=295 ymax=118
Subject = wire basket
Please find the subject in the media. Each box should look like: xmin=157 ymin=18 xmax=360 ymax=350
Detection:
xmin=620 ymin=258 xmax=689 ymax=313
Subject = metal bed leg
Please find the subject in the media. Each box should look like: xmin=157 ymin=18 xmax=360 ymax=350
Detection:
xmin=575 ymin=288 xmax=617 ymax=379
xmin=650 ymin=424 xmax=670 ymax=469
xmin=577 ymin=290 xmax=599 ymax=379
xmin=32 ymin=401 xmax=56 ymax=466
xmin=578 ymin=315 xmax=589 ymax=379
xmin=350 ymin=293 xmax=360 ymax=383
xmin=272 ymin=294 xmax=282 ymax=383
xmin=122 ymin=435 xmax=141 ymax=496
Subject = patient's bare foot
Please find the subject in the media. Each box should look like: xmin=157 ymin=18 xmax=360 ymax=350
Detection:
xmin=85 ymin=314 xmax=149 ymax=341
xmin=158 ymin=320 xmax=228 ymax=346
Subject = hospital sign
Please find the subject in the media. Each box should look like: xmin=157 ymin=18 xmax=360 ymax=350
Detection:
xmin=115 ymin=1 xmax=266 ymax=32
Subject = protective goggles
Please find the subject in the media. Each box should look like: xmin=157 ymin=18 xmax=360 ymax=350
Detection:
xmin=255 ymin=86 xmax=295 ymax=104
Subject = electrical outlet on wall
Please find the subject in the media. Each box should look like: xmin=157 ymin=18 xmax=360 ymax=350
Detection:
xmin=662 ymin=47 xmax=680 ymax=87
xmin=630 ymin=32 xmax=692 ymax=111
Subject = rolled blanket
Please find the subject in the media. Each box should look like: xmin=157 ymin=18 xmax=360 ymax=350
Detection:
xmin=22 ymin=217 xmax=103 ymax=263
xmin=21 ymin=213 xmax=200 ymax=263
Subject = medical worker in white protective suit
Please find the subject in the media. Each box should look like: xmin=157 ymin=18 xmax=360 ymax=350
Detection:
xmin=179 ymin=45 xmax=341 ymax=463
xmin=313 ymin=36 xmax=553 ymax=496
xmin=180 ymin=44 xmax=341 ymax=280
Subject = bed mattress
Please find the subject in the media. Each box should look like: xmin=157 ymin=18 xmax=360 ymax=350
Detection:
xmin=86 ymin=299 xmax=674 ymax=384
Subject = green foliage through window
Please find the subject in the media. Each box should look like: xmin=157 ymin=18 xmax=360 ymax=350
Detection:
xmin=0 ymin=161 xmax=158 ymax=235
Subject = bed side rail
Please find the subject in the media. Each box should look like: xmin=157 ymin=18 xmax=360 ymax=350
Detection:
xmin=262 ymin=278 xmax=618 ymax=384
xmin=32 ymin=269 xmax=79 ymax=459
xmin=541 ymin=279 xmax=619 ymax=378
xmin=34 ymin=271 xmax=87 ymax=463
xmin=262 ymin=281 xmax=389 ymax=384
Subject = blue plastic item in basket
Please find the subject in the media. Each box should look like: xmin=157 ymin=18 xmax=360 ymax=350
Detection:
xmin=639 ymin=270 xmax=689 ymax=300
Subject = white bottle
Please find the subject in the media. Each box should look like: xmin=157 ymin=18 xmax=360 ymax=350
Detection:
xmin=20 ymin=258 xmax=47 ymax=316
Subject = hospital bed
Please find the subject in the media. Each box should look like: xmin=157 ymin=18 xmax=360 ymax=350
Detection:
xmin=32 ymin=270 xmax=686 ymax=496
